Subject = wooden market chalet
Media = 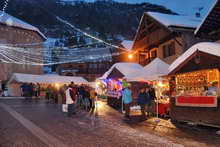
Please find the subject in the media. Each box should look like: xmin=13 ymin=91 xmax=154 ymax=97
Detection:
xmin=167 ymin=0 xmax=220 ymax=127
xmin=130 ymin=12 xmax=203 ymax=65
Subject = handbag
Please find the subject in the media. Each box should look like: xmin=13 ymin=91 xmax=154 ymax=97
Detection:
xmin=62 ymin=104 xmax=68 ymax=112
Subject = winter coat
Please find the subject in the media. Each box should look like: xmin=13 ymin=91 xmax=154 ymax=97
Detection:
xmin=137 ymin=92 xmax=150 ymax=105
xmin=122 ymin=88 xmax=132 ymax=104
xmin=149 ymin=88 xmax=156 ymax=101
xmin=65 ymin=88 xmax=76 ymax=104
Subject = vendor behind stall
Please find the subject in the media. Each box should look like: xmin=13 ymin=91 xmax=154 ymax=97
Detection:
xmin=122 ymin=83 xmax=132 ymax=119
xmin=137 ymin=86 xmax=151 ymax=119
xmin=207 ymin=81 xmax=220 ymax=96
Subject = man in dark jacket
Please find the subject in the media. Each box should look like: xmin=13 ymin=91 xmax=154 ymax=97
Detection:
xmin=148 ymin=86 xmax=156 ymax=116
xmin=137 ymin=86 xmax=150 ymax=119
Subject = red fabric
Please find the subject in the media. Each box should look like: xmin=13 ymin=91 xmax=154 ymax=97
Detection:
xmin=156 ymin=103 xmax=169 ymax=115
xmin=176 ymin=96 xmax=217 ymax=107
xmin=69 ymin=87 xmax=77 ymax=101
xmin=177 ymin=96 xmax=215 ymax=104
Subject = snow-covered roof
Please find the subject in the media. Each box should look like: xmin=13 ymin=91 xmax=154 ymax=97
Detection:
xmin=121 ymin=40 xmax=134 ymax=50
xmin=169 ymin=42 xmax=220 ymax=74
xmin=129 ymin=58 xmax=170 ymax=81
xmin=0 ymin=11 xmax=46 ymax=40
xmin=146 ymin=12 xmax=202 ymax=29
xmin=8 ymin=73 xmax=88 ymax=84
xmin=100 ymin=62 xmax=143 ymax=79
xmin=194 ymin=0 xmax=219 ymax=35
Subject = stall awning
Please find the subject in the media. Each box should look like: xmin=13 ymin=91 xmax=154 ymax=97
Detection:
xmin=128 ymin=58 xmax=170 ymax=81
xmin=100 ymin=63 xmax=143 ymax=80
xmin=169 ymin=42 xmax=220 ymax=75
xmin=7 ymin=73 xmax=88 ymax=84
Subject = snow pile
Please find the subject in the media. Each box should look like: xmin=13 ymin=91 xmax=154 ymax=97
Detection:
xmin=147 ymin=12 xmax=201 ymax=28
xmin=169 ymin=42 xmax=220 ymax=74
xmin=0 ymin=11 xmax=46 ymax=39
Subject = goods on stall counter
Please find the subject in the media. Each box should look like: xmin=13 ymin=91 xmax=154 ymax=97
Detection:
xmin=122 ymin=79 xmax=129 ymax=88
xmin=155 ymin=97 xmax=169 ymax=104
xmin=130 ymin=105 xmax=141 ymax=111
xmin=107 ymin=90 xmax=121 ymax=98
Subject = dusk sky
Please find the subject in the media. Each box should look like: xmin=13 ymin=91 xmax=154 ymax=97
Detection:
xmin=64 ymin=0 xmax=216 ymax=17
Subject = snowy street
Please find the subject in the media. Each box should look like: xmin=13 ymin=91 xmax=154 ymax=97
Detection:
xmin=0 ymin=99 xmax=219 ymax=147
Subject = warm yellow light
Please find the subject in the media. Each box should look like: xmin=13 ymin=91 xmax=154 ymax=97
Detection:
xmin=96 ymin=101 xmax=104 ymax=109
xmin=157 ymin=81 xmax=164 ymax=87
xmin=96 ymin=81 xmax=101 ymax=88
xmin=128 ymin=54 xmax=133 ymax=59
xmin=55 ymin=83 xmax=60 ymax=88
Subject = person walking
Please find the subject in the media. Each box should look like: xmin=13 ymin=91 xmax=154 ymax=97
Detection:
xmin=77 ymin=85 xmax=85 ymax=107
xmin=65 ymin=84 xmax=77 ymax=117
xmin=148 ymin=86 xmax=156 ymax=116
xmin=45 ymin=84 xmax=52 ymax=101
xmin=89 ymin=87 xmax=97 ymax=114
xmin=137 ymin=86 xmax=151 ymax=120
xmin=122 ymin=84 xmax=132 ymax=119
xmin=36 ymin=83 xmax=41 ymax=98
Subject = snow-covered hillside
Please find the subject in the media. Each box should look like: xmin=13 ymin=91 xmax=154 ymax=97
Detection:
xmin=62 ymin=0 xmax=216 ymax=17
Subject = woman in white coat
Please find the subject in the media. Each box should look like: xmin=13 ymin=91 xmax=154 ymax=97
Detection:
xmin=65 ymin=84 xmax=77 ymax=117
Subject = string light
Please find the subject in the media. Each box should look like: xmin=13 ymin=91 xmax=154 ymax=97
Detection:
xmin=0 ymin=44 xmax=126 ymax=65
xmin=56 ymin=16 xmax=129 ymax=52
xmin=0 ymin=1 xmax=137 ymax=66
xmin=0 ymin=0 xmax=10 ymax=17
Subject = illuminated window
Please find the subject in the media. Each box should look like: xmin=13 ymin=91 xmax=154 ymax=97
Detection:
xmin=163 ymin=42 xmax=175 ymax=58
xmin=151 ymin=50 xmax=157 ymax=59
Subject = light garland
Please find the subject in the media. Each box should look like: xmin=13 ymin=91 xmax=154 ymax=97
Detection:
xmin=56 ymin=16 xmax=129 ymax=52
xmin=0 ymin=44 xmax=126 ymax=65
xmin=0 ymin=0 xmax=9 ymax=17
xmin=0 ymin=1 xmax=135 ymax=66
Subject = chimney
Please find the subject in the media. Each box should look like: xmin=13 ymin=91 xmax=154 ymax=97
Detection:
xmin=195 ymin=12 xmax=201 ymax=18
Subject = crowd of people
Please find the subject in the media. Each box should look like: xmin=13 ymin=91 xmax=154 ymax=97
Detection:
xmin=122 ymin=84 xmax=156 ymax=120
xmin=60 ymin=82 xmax=97 ymax=117
xmin=20 ymin=83 xmax=41 ymax=98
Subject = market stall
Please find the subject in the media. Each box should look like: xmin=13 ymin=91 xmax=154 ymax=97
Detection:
xmin=168 ymin=42 xmax=220 ymax=127
xmin=7 ymin=73 xmax=88 ymax=96
xmin=98 ymin=62 xmax=146 ymax=109
xmin=131 ymin=58 xmax=170 ymax=117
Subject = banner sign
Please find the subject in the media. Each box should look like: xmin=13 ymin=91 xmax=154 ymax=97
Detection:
xmin=176 ymin=96 xmax=217 ymax=107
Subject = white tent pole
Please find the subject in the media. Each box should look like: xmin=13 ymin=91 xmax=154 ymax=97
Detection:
xmin=121 ymin=96 xmax=124 ymax=113
xmin=157 ymin=87 xmax=159 ymax=118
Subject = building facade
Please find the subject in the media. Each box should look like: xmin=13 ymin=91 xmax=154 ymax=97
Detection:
xmin=129 ymin=12 xmax=203 ymax=65
xmin=0 ymin=11 xmax=46 ymax=83
xmin=56 ymin=46 xmax=116 ymax=81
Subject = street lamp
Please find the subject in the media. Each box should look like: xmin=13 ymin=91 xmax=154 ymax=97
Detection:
xmin=128 ymin=53 xmax=133 ymax=59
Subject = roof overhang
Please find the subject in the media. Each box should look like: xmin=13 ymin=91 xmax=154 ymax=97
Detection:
xmin=169 ymin=48 xmax=220 ymax=75
xmin=195 ymin=0 xmax=220 ymax=40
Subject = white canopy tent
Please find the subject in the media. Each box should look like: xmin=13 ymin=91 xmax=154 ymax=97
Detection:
xmin=100 ymin=62 xmax=143 ymax=80
xmin=128 ymin=58 xmax=170 ymax=81
xmin=8 ymin=73 xmax=88 ymax=85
